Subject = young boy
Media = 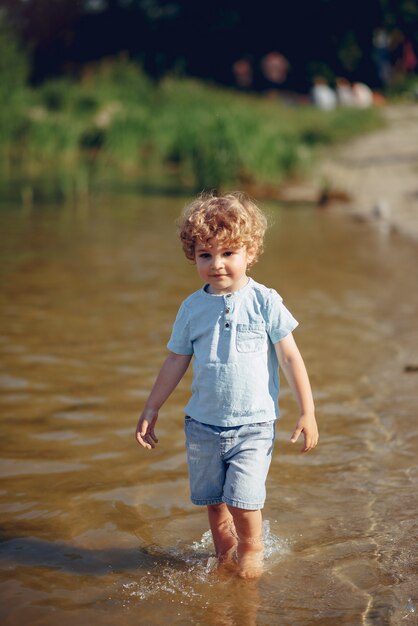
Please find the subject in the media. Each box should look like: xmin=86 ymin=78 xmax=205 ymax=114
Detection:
xmin=135 ymin=191 xmax=318 ymax=579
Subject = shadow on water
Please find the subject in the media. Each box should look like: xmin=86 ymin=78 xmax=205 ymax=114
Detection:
xmin=0 ymin=520 xmax=287 ymax=575
xmin=0 ymin=536 xmax=163 ymax=575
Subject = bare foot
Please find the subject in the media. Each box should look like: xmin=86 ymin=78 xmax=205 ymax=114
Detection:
xmin=237 ymin=546 xmax=264 ymax=580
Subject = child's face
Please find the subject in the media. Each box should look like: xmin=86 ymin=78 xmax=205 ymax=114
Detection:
xmin=194 ymin=237 xmax=255 ymax=294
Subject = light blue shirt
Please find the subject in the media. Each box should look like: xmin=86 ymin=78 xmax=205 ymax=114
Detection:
xmin=167 ymin=278 xmax=298 ymax=427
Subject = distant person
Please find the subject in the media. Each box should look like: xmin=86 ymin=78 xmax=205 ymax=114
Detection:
xmin=259 ymin=51 xmax=292 ymax=96
xmin=352 ymin=82 xmax=373 ymax=108
xmin=373 ymin=29 xmax=392 ymax=87
xmin=389 ymin=29 xmax=418 ymax=76
xmin=232 ymin=58 xmax=253 ymax=89
xmin=336 ymin=78 xmax=355 ymax=107
xmin=135 ymin=191 xmax=318 ymax=579
xmin=260 ymin=51 xmax=289 ymax=85
xmin=311 ymin=77 xmax=337 ymax=110
xmin=401 ymin=38 xmax=417 ymax=74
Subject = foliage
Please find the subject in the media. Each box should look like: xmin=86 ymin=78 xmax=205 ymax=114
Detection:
xmin=0 ymin=12 xmax=29 ymax=145
xmin=0 ymin=58 xmax=384 ymax=199
xmin=383 ymin=73 xmax=418 ymax=99
xmin=84 ymin=56 xmax=155 ymax=105
xmin=3 ymin=0 xmax=418 ymax=89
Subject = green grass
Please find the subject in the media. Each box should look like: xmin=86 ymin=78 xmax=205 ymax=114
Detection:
xmin=0 ymin=58 xmax=384 ymax=200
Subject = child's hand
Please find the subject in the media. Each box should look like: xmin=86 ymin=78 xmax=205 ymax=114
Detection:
xmin=135 ymin=408 xmax=159 ymax=450
xmin=290 ymin=413 xmax=318 ymax=453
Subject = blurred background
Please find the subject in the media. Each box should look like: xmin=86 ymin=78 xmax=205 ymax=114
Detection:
xmin=0 ymin=0 xmax=417 ymax=200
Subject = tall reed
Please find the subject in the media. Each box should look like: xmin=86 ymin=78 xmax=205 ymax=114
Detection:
xmin=0 ymin=57 xmax=383 ymax=200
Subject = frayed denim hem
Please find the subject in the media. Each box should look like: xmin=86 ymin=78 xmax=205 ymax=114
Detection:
xmin=191 ymin=497 xmax=224 ymax=506
xmin=191 ymin=496 xmax=264 ymax=510
xmin=222 ymin=497 xmax=264 ymax=511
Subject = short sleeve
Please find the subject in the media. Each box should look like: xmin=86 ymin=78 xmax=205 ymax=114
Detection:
xmin=266 ymin=289 xmax=299 ymax=343
xmin=167 ymin=302 xmax=193 ymax=355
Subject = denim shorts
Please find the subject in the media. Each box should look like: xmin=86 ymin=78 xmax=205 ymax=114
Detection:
xmin=184 ymin=416 xmax=276 ymax=510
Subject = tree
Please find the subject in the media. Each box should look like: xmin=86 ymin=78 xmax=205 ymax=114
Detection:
xmin=2 ymin=0 xmax=417 ymax=88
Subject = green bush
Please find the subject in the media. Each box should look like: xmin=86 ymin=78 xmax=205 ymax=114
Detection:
xmin=0 ymin=13 xmax=29 ymax=147
xmin=0 ymin=53 xmax=384 ymax=198
xmin=86 ymin=57 xmax=155 ymax=106
xmin=27 ymin=117 xmax=83 ymax=158
xmin=105 ymin=107 xmax=152 ymax=163
xmin=39 ymin=79 xmax=72 ymax=112
xmin=79 ymin=127 xmax=106 ymax=150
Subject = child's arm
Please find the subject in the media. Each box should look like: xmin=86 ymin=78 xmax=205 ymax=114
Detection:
xmin=135 ymin=351 xmax=192 ymax=450
xmin=275 ymin=333 xmax=318 ymax=453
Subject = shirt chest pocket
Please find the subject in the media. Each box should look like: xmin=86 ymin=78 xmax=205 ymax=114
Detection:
xmin=236 ymin=323 xmax=268 ymax=353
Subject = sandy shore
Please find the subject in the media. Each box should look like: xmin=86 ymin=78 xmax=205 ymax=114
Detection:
xmin=314 ymin=104 xmax=418 ymax=241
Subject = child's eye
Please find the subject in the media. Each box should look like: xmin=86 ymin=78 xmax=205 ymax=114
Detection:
xmin=223 ymin=251 xmax=234 ymax=257
xmin=199 ymin=253 xmax=211 ymax=258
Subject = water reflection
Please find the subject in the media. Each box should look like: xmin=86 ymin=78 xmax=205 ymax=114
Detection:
xmin=0 ymin=194 xmax=417 ymax=625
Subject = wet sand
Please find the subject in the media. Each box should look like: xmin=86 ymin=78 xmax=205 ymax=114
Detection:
xmin=315 ymin=103 xmax=418 ymax=240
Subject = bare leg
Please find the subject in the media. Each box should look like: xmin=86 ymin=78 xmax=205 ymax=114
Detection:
xmin=207 ymin=503 xmax=238 ymax=567
xmin=227 ymin=506 xmax=264 ymax=579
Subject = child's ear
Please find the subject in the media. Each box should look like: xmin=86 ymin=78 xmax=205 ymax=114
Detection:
xmin=246 ymin=247 xmax=257 ymax=265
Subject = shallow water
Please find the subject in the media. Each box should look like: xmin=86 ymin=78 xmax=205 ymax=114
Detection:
xmin=0 ymin=194 xmax=417 ymax=625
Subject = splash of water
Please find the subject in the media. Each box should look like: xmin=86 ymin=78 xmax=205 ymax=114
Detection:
xmin=122 ymin=520 xmax=290 ymax=603
xmin=191 ymin=520 xmax=289 ymax=558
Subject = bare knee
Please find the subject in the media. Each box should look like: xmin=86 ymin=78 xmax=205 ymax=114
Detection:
xmin=227 ymin=505 xmax=261 ymax=525
xmin=227 ymin=506 xmax=262 ymax=542
xmin=207 ymin=503 xmax=232 ymax=527
xmin=207 ymin=503 xmax=229 ymax=517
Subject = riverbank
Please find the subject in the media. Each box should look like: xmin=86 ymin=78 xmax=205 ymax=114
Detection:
xmin=313 ymin=103 xmax=418 ymax=241
xmin=0 ymin=59 xmax=384 ymax=203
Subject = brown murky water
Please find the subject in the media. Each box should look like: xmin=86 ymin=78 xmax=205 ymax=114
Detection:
xmin=1 ymin=194 xmax=417 ymax=626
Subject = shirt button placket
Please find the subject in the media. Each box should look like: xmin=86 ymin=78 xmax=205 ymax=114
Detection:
xmin=224 ymin=293 xmax=233 ymax=330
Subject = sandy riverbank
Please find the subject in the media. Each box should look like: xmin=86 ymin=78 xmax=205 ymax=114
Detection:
xmin=313 ymin=104 xmax=418 ymax=241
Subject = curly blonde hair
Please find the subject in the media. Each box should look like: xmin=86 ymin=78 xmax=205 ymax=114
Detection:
xmin=178 ymin=191 xmax=268 ymax=268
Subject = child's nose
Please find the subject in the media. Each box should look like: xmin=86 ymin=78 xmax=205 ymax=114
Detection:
xmin=211 ymin=256 xmax=224 ymax=268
